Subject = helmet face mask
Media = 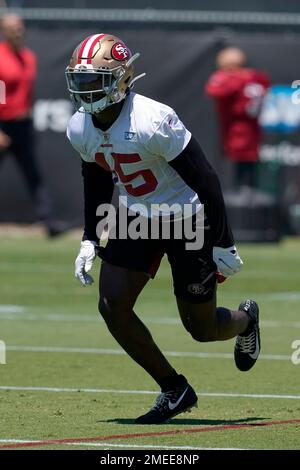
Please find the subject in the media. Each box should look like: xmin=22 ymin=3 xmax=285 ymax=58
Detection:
xmin=66 ymin=69 xmax=118 ymax=113
xmin=65 ymin=34 xmax=145 ymax=114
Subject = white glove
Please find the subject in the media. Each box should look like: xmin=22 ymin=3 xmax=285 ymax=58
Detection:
xmin=213 ymin=245 xmax=243 ymax=277
xmin=75 ymin=240 xmax=97 ymax=286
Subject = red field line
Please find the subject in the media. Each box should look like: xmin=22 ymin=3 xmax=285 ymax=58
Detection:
xmin=1 ymin=419 xmax=299 ymax=450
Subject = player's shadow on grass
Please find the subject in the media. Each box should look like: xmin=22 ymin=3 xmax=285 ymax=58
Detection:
xmin=97 ymin=417 xmax=267 ymax=426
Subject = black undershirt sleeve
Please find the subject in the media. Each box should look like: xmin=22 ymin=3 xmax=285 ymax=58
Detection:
xmin=81 ymin=160 xmax=114 ymax=243
xmin=168 ymin=136 xmax=234 ymax=248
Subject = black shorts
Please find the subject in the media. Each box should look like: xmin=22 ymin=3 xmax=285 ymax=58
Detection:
xmin=97 ymin=212 xmax=217 ymax=304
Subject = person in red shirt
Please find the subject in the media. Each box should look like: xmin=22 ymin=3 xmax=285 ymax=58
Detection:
xmin=206 ymin=47 xmax=270 ymax=188
xmin=0 ymin=13 xmax=66 ymax=236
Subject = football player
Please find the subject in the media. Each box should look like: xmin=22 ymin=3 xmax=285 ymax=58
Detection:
xmin=66 ymin=34 xmax=260 ymax=424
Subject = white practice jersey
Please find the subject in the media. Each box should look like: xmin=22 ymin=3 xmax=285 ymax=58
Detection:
xmin=67 ymin=92 xmax=200 ymax=217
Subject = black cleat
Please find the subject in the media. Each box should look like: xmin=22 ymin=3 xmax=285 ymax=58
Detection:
xmin=234 ymin=299 xmax=260 ymax=372
xmin=135 ymin=381 xmax=198 ymax=425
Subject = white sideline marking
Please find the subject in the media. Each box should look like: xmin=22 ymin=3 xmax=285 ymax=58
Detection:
xmin=1 ymin=311 xmax=300 ymax=329
xmin=261 ymin=292 xmax=300 ymax=301
xmin=0 ymin=439 xmax=44 ymax=444
xmin=6 ymin=345 xmax=291 ymax=361
xmin=0 ymin=386 xmax=299 ymax=400
xmin=0 ymin=439 xmax=248 ymax=450
xmin=0 ymin=305 xmax=25 ymax=313
xmin=65 ymin=443 xmax=248 ymax=450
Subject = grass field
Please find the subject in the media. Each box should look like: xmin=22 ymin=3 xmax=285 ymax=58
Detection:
xmin=0 ymin=233 xmax=299 ymax=450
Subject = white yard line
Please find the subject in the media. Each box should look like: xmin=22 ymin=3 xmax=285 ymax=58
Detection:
xmin=2 ymin=261 xmax=300 ymax=281
xmin=5 ymin=345 xmax=292 ymax=361
xmin=65 ymin=442 xmax=249 ymax=450
xmin=0 ymin=385 xmax=299 ymax=400
xmin=259 ymin=292 xmax=300 ymax=301
xmin=1 ymin=309 xmax=300 ymax=328
xmin=0 ymin=439 xmax=249 ymax=450
xmin=0 ymin=439 xmax=44 ymax=444
xmin=0 ymin=305 xmax=25 ymax=313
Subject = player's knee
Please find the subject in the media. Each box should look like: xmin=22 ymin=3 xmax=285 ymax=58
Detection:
xmin=98 ymin=295 xmax=130 ymax=328
xmin=98 ymin=297 xmax=109 ymax=320
xmin=99 ymin=296 xmax=119 ymax=318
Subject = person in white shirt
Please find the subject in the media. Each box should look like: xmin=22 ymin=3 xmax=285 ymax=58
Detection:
xmin=66 ymin=33 xmax=260 ymax=424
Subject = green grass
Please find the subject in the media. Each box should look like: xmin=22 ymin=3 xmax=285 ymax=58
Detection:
xmin=0 ymin=234 xmax=300 ymax=450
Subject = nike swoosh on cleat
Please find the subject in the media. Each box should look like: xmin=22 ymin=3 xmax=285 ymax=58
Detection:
xmin=249 ymin=331 xmax=260 ymax=360
xmin=168 ymin=387 xmax=189 ymax=411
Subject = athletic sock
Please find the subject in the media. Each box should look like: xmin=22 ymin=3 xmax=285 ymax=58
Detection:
xmin=238 ymin=309 xmax=255 ymax=336
xmin=158 ymin=372 xmax=187 ymax=392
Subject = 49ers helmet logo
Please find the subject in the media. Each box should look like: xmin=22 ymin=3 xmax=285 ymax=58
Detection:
xmin=111 ymin=42 xmax=130 ymax=61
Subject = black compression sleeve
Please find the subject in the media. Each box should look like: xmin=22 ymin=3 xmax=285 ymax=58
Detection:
xmin=81 ymin=160 xmax=114 ymax=243
xmin=169 ymin=136 xmax=234 ymax=247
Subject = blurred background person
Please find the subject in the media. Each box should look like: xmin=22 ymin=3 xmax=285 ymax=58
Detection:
xmin=205 ymin=47 xmax=270 ymax=190
xmin=0 ymin=13 xmax=67 ymax=237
